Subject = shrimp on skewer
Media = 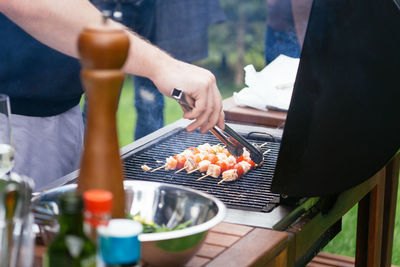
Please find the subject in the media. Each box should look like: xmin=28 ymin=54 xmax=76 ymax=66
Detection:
xmin=218 ymin=160 xmax=252 ymax=184
xmin=196 ymin=164 xmax=221 ymax=181
xmin=151 ymin=147 xmax=200 ymax=172
xmin=146 ymin=142 xmax=263 ymax=184
xmin=187 ymin=157 xmax=212 ymax=174
xmin=218 ymin=169 xmax=238 ymax=184
xmin=176 ymin=157 xmax=197 ymax=174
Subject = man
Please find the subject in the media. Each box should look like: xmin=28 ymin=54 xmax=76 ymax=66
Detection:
xmin=0 ymin=0 xmax=225 ymax=190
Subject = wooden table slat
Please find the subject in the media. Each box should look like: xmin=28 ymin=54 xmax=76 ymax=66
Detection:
xmin=204 ymin=232 xmax=240 ymax=247
xmin=195 ymin=243 xmax=225 ymax=258
xmin=210 ymin=222 xmax=253 ymax=236
xmin=185 ymin=256 xmax=210 ymax=267
xmin=308 ymin=255 xmax=354 ymax=267
xmin=206 ymin=228 xmax=288 ymax=267
xmin=315 ymin=252 xmax=355 ymax=264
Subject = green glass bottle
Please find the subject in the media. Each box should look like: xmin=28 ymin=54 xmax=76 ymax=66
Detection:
xmin=44 ymin=192 xmax=97 ymax=267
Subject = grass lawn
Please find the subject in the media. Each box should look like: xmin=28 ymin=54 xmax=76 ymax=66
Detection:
xmin=115 ymin=75 xmax=400 ymax=265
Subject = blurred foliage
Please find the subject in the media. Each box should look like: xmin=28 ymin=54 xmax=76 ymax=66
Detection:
xmin=198 ymin=0 xmax=267 ymax=90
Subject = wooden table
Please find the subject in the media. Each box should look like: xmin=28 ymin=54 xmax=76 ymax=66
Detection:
xmin=186 ymin=223 xmax=288 ymax=267
xmin=34 ymin=223 xmax=289 ymax=267
xmin=223 ymin=97 xmax=286 ymax=128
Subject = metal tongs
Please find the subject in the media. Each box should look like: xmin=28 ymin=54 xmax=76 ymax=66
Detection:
xmin=172 ymin=88 xmax=264 ymax=165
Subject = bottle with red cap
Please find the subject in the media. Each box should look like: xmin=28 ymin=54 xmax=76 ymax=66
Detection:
xmin=83 ymin=189 xmax=113 ymax=242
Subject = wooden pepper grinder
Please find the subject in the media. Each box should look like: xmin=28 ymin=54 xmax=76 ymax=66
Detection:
xmin=77 ymin=14 xmax=129 ymax=218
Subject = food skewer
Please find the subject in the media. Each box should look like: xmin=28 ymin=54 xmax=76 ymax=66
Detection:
xmin=187 ymin=168 xmax=200 ymax=174
xmin=218 ymin=162 xmax=251 ymax=184
xmin=187 ymin=159 xmax=211 ymax=174
xmin=148 ymin=145 xmax=207 ymax=173
xmin=196 ymin=156 xmax=252 ymax=183
xmin=217 ymin=178 xmax=227 ymax=184
xmin=263 ymin=149 xmax=271 ymax=155
xmin=185 ymin=146 xmax=255 ymax=182
xmin=259 ymin=142 xmax=269 ymax=148
xmin=150 ymin=164 xmax=166 ymax=173
xmin=196 ymin=164 xmax=222 ymax=181
xmin=196 ymin=174 xmax=210 ymax=181
xmin=143 ymin=142 xmax=260 ymax=184
xmin=175 ymin=166 xmax=188 ymax=174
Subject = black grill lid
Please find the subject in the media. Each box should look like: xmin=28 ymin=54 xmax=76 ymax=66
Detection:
xmin=272 ymin=0 xmax=400 ymax=196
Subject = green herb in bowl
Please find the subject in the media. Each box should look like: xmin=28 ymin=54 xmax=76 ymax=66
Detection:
xmin=127 ymin=212 xmax=193 ymax=233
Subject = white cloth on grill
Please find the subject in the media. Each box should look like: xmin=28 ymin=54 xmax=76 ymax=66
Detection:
xmin=233 ymin=54 xmax=300 ymax=111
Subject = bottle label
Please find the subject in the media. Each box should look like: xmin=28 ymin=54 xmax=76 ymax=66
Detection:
xmin=65 ymin=235 xmax=84 ymax=258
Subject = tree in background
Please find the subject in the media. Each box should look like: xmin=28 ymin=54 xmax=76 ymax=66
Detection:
xmin=205 ymin=0 xmax=267 ymax=87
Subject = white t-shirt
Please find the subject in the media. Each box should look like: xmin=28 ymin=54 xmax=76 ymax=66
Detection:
xmin=11 ymin=105 xmax=84 ymax=191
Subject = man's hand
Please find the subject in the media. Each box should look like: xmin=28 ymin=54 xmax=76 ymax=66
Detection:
xmin=152 ymin=58 xmax=225 ymax=133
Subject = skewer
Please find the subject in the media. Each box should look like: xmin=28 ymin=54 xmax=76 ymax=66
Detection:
xmin=196 ymin=174 xmax=210 ymax=182
xmin=150 ymin=164 xmax=166 ymax=173
xmin=259 ymin=142 xmax=269 ymax=148
xmin=263 ymin=149 xmax=271 ymax=155
xmin=175 ymin=166 xmax=188 ymax=174
xmin=217 ymin=178 xmax=228 ymax=184
xmin=187 ymin=167 xmax=200 ymax=174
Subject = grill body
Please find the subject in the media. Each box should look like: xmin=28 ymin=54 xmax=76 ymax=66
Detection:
xmin=123 ymin=128 xmax=280 ymax=213
xmin=46 ymin=120 xmax=298 ymax=228
xmin=119 ymin=120 xmax=298 ymax=228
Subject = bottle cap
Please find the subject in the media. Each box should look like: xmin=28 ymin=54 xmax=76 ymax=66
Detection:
xmin=83 ymin=189 xmax=113 ymax=213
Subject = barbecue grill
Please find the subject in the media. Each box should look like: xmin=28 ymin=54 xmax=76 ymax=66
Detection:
xmin=47 ymin=120 xmax=303 ymax=229
xmin=124 ymin=127 xmax=279 ymax=213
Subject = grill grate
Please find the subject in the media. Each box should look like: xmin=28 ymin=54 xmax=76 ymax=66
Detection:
xmin=123 ymin=129 xmax=281 ymax=213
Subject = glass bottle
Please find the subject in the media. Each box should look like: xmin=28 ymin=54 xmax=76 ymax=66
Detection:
xmin=83 ymin=189 xmax=113 ymax=242
xmin=44 ymin=192 xmax=97 ymax=267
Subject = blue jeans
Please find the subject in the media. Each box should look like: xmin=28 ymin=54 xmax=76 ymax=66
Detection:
xmin=265 ymin=26 xmax=301 ymax=64
xmin=134 ymin=76 xmax=164 ymax=140
xmin=81 ymin=76 xmax=164 ymax=140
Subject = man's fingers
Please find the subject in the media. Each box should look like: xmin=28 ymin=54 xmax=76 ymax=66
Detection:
xmin=217 ymin=110 xmax=225 ymax=129
xmin=199 ymin=86 xmax=222 ymax=133
xmin=185 ymin=98 xmax=210 ymax=132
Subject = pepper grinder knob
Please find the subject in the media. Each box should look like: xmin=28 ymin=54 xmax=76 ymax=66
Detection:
xmin=78 ymin=17 xmax=130 ymax=70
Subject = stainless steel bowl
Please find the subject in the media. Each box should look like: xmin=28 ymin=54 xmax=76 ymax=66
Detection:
xmin=33 ymin=180 xmax=226 ymax=266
